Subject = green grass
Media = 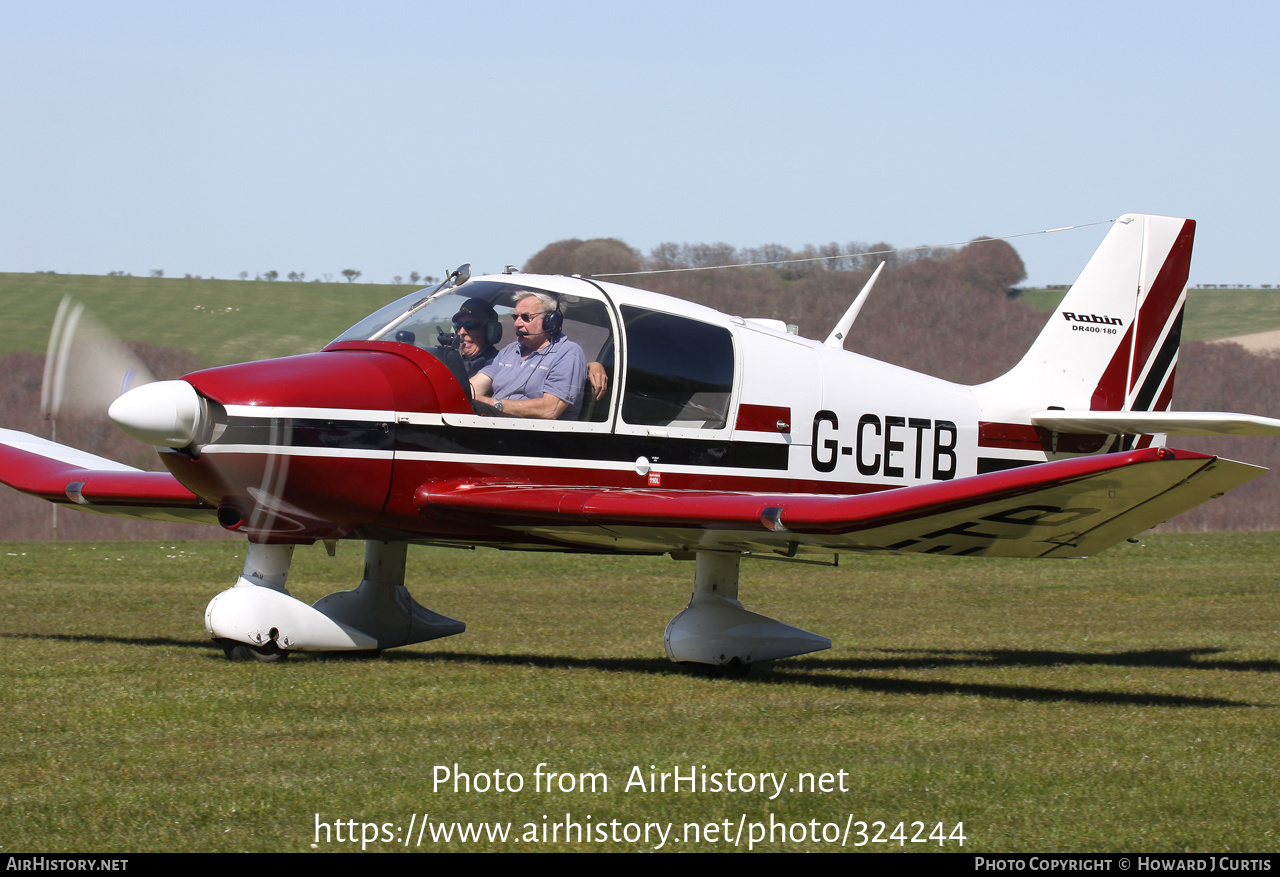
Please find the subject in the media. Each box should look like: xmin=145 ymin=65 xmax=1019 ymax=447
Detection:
xmin=1019 ymin=289 xmax=1073 ymax=313
xmin=2 ymin=534 xmax=1278 ymax=852
xmin=1022 ymin=287 xmax=1280 ymax=342
xmin=0 ymin=273 xmax=420 ymax=368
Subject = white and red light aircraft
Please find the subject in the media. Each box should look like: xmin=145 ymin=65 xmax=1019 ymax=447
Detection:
xmin=2 ymin=213 xmax=1278 ymax=669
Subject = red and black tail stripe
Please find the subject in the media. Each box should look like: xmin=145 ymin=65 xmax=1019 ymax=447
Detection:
xmin=1091 ymin=219 xmax=1194 ymax=414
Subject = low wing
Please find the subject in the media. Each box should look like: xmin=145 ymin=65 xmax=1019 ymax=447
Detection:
xmin=0 ymin=428 xmax=215 ymax=523
xmin=417 ymin=448 xmax=1263 ymax=558
xmin=1031 ymin=409 xmax=1280 ymax=437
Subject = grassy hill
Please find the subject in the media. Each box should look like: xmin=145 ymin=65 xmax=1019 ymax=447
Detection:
xmin=0 ymin=272 xmax=423 ymax=369
xmin=1021 ymin=287 xmax=1280 ymax=342
xmin=4 ymin=275 xmax=1278 ymax=373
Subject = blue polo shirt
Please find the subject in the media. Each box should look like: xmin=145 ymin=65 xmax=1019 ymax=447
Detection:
xmin=462 ymin=346 xmax=497 ymax=377
xmin=480 ymin=334 xmax=587 ymax=419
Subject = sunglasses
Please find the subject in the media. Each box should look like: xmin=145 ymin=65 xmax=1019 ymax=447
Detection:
xmin=511 ymin=311 xmax=546 ymax=323
xmin=454 ymin=321 xmax=484 ymax=331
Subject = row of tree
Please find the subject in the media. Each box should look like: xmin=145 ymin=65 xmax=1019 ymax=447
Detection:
xmin=98 ymin=269 xmax=443 ymax=284
xmin=238 ymin=269 xmax=366 ymax=283
xmin=524 ymin=235 xmax=1028 ymax=297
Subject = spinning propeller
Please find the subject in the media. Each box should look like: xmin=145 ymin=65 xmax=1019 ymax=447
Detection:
xmin=41 ymin=296 xmax=215 ymax=450
xmin=44 ymin=296 xmax=295 ymax=536
xmin=42 ymin=296 xmax=156 ymax=426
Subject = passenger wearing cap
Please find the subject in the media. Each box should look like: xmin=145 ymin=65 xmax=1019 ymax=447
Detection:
xmin=452 ymin=298 xmax=502 ymax=377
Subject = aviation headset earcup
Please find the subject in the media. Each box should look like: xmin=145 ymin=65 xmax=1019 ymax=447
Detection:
xmin=543 ymin=309 xmax=563 ymax=335
xmin=487 ymin=319 xmax=502 ymax=345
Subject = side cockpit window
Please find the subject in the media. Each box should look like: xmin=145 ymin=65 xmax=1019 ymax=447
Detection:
xmin=620 ymin=306 xmax=734 ymax=429
xmin=559 ymin=298 xmax=614 ymax=423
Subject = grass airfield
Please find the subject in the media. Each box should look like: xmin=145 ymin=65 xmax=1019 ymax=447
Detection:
xmin=2 ymin=534 xmax=1278 ymax=853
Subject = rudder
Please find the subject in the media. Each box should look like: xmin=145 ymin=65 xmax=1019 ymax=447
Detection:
xmin=977 ymin=214 xmax=1193 ymax=420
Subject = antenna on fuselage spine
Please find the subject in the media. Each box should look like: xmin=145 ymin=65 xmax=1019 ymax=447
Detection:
xmin=824 ymin=261 xmax=885 ymax=350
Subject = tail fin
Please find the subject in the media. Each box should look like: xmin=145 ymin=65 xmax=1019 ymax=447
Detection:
xmin=977 ymin=213 xmax=1194 ymax=420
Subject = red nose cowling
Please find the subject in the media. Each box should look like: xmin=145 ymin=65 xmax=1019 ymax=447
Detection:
xmin=161 ymin=342 xmax=468 ymax=543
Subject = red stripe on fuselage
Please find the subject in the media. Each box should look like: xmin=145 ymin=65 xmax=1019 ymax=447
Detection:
xmin=978 ymin=422 xmax=1107 ymax=453
xmin=735 ymin=403 xmax=792 ymax=433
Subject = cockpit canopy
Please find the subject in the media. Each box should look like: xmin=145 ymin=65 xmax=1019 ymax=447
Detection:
xmin=332 ymin=278 xmax=736 ymax=431
xmin=332 ymin=281 xmax=610 ymax=358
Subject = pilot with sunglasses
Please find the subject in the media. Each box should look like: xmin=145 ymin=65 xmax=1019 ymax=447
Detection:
xmin=470 ymin=291 xmax=588 ymax=420
xmin=451 ymin=298 xmax=502 ymax=377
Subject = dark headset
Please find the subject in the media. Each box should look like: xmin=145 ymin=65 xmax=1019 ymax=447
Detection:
xmin=513 ymin=292 xmax=564 ymax=337
xmin=482 ymin=317 xmax=503 ymax=345
xmin=542 ymin=307 xmax=563 ymax=335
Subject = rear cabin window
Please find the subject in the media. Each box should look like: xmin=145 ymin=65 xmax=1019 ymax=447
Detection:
xmin=620 ymin=306 xmax=734 ymax=429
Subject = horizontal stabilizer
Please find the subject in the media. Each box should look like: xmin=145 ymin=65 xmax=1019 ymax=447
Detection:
xmin=1031 ymin=410 xmax=1280 ymax=436
xmin=417 ymin=448 xmax=1263 ymax=559
xmin=0 ymin=428 xmax=214 ymax=523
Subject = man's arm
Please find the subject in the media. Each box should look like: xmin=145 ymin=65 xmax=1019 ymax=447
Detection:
xmin=472 ymin=392 xmax=570 ymax=420
xmin=587 ymin=361 xmax=608 ymax=401
xmin=469 ymin=372 xmax=494 ymax=398
xmin=473 ymin=339 xmax=585 ymax=420
xmin=471 ymin=358 xmax=568 ymax=418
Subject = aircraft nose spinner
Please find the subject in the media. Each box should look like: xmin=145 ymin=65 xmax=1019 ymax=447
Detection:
xmin=109 ymin=380 xmax=205 ymax=448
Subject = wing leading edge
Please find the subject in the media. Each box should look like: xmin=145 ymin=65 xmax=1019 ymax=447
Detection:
xmin=0 ymin=428 xmax=215 ymax=524
xmin=417 ymin=448 xmax=1263 ymax=559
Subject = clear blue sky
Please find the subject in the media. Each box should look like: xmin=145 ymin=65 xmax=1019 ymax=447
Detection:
xmin=2 ymin=1 xmax=1276 ymax=288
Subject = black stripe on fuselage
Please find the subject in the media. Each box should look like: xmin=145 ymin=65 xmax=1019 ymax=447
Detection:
xmin=977 ymin=456 xmax=1035 ymax=474
xmin=215 ymin=417 xmax=790 ymax=470
xmin=217 ymin=419 xmax=395 ymax=451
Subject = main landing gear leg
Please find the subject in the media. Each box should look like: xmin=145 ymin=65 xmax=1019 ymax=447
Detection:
xmin=663 ymin=551 xmax=831 ymax=675
xmin=311 ymin=541 xmax=465 ymax=649
xmin=205 ymin=540 xmax=465 ymax=660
